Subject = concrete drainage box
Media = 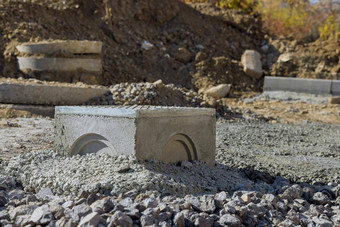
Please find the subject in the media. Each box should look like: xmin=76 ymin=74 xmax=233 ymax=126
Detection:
xmin=55 ymin=106 xmax=216 ymax=166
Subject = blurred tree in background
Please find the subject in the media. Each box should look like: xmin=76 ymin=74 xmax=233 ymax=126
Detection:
xmin=182 ymin=0 xmax=340 ymax=41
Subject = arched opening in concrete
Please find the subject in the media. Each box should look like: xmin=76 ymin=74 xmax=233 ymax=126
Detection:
xmin=70 ymin=133 xmax=116 ymax=156
xmin=162 ymin=133 xmax=198 ymax=163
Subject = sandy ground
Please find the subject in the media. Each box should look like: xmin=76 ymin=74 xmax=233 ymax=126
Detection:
xmin=0 ymin=117 xmax=54 ymax=163
xmin=223 ymin=92 xmax=340 ymax=125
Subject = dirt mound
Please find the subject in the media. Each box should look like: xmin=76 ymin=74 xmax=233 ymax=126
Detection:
xmin=0 ymin=0 xmax=264 ymax=93
xmin=263 ymin=38 xmax=340 ymax=80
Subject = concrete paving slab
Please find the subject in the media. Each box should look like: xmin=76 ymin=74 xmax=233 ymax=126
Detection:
xmin=16 ymin=40 xmax=102 ymax=55
xmin=331 ymin=80 xmax=340 ymax=96
xmin=17 ymin=57 xmax=102 ymax=72
xmin=0 ymin=82 xmax=109 ymax=105
xmin=264 ymin=76 xmax=332 ymax=94
xmin=55 ymin=106 xmax=216 ymax=165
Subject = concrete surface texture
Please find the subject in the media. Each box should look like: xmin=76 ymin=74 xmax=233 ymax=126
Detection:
xmin=0 ymin=82 xmax=109 ymax=105
xmin=16 ymin=40 xmax=102 ymax=55
xmin=17 ymin=57 xmax=102 ymax=72
xmin=263 ymin=76 xmax=338 ymax=94
xmin=241 ymin=50 xmax=262 ymax=79
xmin=332 ymin=80 xmax=340 ymax=96
xmin=55 ymin=106 xmax=216 ymax=165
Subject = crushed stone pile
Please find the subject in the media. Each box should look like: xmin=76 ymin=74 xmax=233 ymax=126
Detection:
xmin=0 ymin=159 xmax=340 ymax=226
xmin=87 ymin=80 xmax=203 ymax=107
xmin=1 ymin=150 xmax=251 ymax=197
xmin=87 ymin=80 xmax=265 ymax=120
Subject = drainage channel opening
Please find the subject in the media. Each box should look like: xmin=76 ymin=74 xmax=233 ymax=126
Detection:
xmin=162 ymin=133 xmax=198 ymax=163
xmin=70 ymin=133 xmax=116 ymax=156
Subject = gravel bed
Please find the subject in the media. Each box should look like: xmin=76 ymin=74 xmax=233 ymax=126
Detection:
xmin=1 ymin=150 xmax=250 ymax=197
xmin=0 ymin=118 xmax=54 ymax=163
xmin=0 ymin=165 xmax=339 ymax=226
xmin=0 ymin=118 xmax=340 ymax=226
xmin=244 ymin=91 xmax=331 ymax=104
xmin=216 ymin=120 xmax=340 ymax=184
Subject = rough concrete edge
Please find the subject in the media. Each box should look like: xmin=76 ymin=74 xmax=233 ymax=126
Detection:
xmin=263 ymin=76 xmax=335 ymax=94
xmin=0 ymin=83 xmax=109 ymax=105
xmin=136 ymin=107 xmax=216 ymax=118
xmin=17 ymin=57 xmax=102 ymax=72
xmin=331 ymin=80 xmax=340 ymax=96
xmin=16 ymin=40 xmax=103 ymax=54
xmin=54 ymin=106 xmax=216 ymax=118
xmin=54 ymin=106 xmax=138 ymax=118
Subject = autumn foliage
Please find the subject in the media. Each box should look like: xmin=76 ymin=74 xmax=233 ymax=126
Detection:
xmin=183 ymin=0 xmax=340 ymax=40
xmin=257 ymin=0 xmax=340 ymax=40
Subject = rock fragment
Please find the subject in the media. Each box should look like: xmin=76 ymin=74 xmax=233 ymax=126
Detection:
xmin=311 ymin=192 xmax=330 ymax=205
xmin=37 ymin=188 xmax=54 ymax=199
xmin=30 ymin=205 xmax=54 ymax=224
xmin=219 ymin=214 xmax=241 ymax=227
xmin=204 ymin=84 xmax=231 ymax=99
xmin=78 ymin=212 xmax=102 ymax=227
xmin=109 ymin=210 xmax=133 ymax=227
xmin=175 ymin=48 xmax=192 ymax=63
xmin=173 ymin=212 xmax=185 ymax=227
xmin=241 ymin=50 xmax=262 ymax=79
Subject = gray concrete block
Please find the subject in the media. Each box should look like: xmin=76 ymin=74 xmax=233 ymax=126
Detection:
xmin=264 ymin=76 xmax=332 ymax=94
xmin=0 ymin=82 xmax=109 ymax=105
xmin=17 ymin=57 xmax=102 ymax=72
xmin=331 ymin=80 xmax=340 ymax=96
xmin=16 ymin=40 xmax=102 ymax=55
xmin=55 ymin=106 xmax=216 ymax=166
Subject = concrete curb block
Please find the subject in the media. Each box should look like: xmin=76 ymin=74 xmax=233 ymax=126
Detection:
xmin=263 ymin=76 xmax=340 ymax=95
xmin=0 ymin=82 xmax=109 ymax=105
xmin=17 ymin=57 xmax=102 ymax=72
xmin=55 ymin=106 xmax=216 ymax=165
xmin=16 ymin=40 xmax=102 ymax=55
xmin=331 ymin=80 xmax=340 ymax=96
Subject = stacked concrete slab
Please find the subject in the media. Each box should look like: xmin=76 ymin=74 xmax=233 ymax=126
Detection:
xmin=0 ymin=79 xmax=109 ymax=117
xmin=264 ymin=76 xmax=340 ymax=95
xmin=16 ymin=40 xmax=102 ymax=73
xmin=55 ymin=106 xmax=216 ymax=165
xmin=0 ymin=81 xmax=109 ymax=106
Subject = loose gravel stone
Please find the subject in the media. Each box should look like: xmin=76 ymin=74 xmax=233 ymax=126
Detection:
xmin=72 ymin=203 xmax=92 ymax=219
xmin=0 ymin=210 xmax=10 ymax=221
xmin=78 ymin=212 xmax=102 ymax=227
xmin=30 ymin=205 xmax=54 ymax=224
xmin=37 ymin=188 xmax=54 ymax=199
xmin=311 ymin=192 xmax=330 ymax=205
xmin=173 ymin=212 xmax=185 ymax=227
xmin=109 ymin=210 xmax=133 ymax=227
xmin=219 ymin=214 xmax=241 ymax=227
